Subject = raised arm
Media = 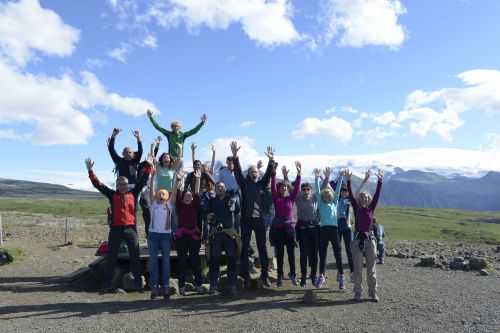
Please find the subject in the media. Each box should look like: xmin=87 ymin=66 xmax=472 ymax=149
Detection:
xmin=313 ymin=168 xmax=322 ymax=197
xmin=333 ymin=172 xmax=343 ymax=204
xmin=133 ymin=155 xmax=154 ymax=197
xmin=369 ymin=170 xmax=384 ymax=210
xmin=132 ymin=129 xmax=143 ymax=162
xmin=290 ymin=161 xmax=302 ymax=201
xmin=85 ymin=158 xmax=113 ymax=200
xmin=182 ymin=114 xmax=207 ymax=139
xmin=191 ymin=143 xmax=196 ymax=166
xmin=346 ymin=170 xmax=359 ymax=211
xmin=355 ymin=170 xmax=371 ymax=197
xmin=170 ymin=170 xmax=183 ymax=206
xmin=147 ymin=109 xmax=171 ymax=137
xmin=260 ymin=146 xmax=275 ymax=187
xmin=231 ymin=141 xmax=245 ymax=188
xmin=271 ymin=172 xmax=278 ymax=201
xmin=149 ymin=163 xmax=156 ymax=204
xmin=107 ymin=128 xmax=121 ymax=163
xmin=210 ymin=144 xmax=216 ymax=175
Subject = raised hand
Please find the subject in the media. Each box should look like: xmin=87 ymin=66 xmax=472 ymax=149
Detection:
xmin=176 ymin=170 xmax=185 ymax=181
xmin=132 ymin=129 xmax=141 ymax=141
xmin=230 ymin=141 xmax=240 ymax=158
xmin=194 ymin=169 xmax=202 ymax=178
xmin=154 ymin=136 xmax=162 ymax=146
xmin=191 ymin=143 xmax=197 ymax=152
xmin=346 ymin=169 xmax=353 ymax=181
xmin=295 ymin=161 xmax=302 ymax=175
xmin=85 ymin=158 xmax=94 ymax=171
xmin=146 ymin=154 xmax=154 ymax=166
xmin=257 ymin=160 xmax=263 ymax=170
xmin=377 ymin=169 xmax=384 ymax=181
xmin=147 ymin=109 xmax=153 ymax=117
xmin=281 ymin=166 xmax=289 ymax=179
xmin=264 ymin=146 xmax=274 ymax=160
xmin=111 ymin=128 xmax=121 ymax=137
xmin=201 ymin=114 xmax=208 ymax=123
xmin=210 ymin=144 xmax=215 ymax=153
xmin=323 ymin=166 xmax=332 ymax=179
xmin=313 ymin=168 xmax=321 ymax=178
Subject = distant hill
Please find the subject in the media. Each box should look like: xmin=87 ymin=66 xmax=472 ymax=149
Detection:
xmin=0 ymin=178 xmax=100 ymax=199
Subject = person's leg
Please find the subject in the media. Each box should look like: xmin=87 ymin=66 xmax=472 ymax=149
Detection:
xmin=297 ymin=228 xmax=308 ymax=281
xmin=343 ymin=229 xmax=354 ymax=273
xmin=253 ymin=218 xmax=269 ymax=280
xmin=147 ymin=233 xmax=160 ymax=290
xmin=318 ymin=227 xmax=329 ymax=276
xmin=104 ymin=227 xmax=122 ymax=289
xmin=140 ymin=196 xmax=150 ymax=237
xmin=176 ymin=235 xmax=189 ymax=289
xmin=366 ymin=239 xmax=378 ymax=300
xmin=309 ymin=227 xmax=320 ymax=282
xmin=285 ymin=236 xmax=296 ymax=278
xmin=159 ymin=234 xmax=171 ymax=290
xmin=331 ymin=227 xmax=343 ymax=275
xmin=239 ymin=220 xmax=251 ymax=280
xmin=351 ymin=239 xmax=364 ymax=300
xmin=188 ymin=237 xmax=203 ymax=287
xmin=378 ymin=242 xmax=385 ymax=263
xmin=123 ymin=227 xmax=142 ymax=290
xmin=209 ymin=234 xmax=222 ymax=290
xmin=223 ymin=234 xmax=238 ymax=293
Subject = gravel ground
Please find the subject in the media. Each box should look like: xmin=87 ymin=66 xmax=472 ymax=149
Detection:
xmin=1 ymin=214 xmax=499 ymax=333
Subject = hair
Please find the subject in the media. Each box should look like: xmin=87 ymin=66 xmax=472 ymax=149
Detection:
xmin=301 ymin=182 xmax=312 ymax=189
xmin=358 ymin=191 xmax=372 ymax=202
xmin=170 ymin=121 xmax=181 ymax=128
xmin=158 ymin=153 xmax=171 ymax=168
xmin=157 ymin=189 xmax=169 ymax=201
xmin=216 ymin=181 xmax=225 ymax=187
xmin=226 ymin=156 xmax=235 ymax=162
xmin=320 ymin=187 xmax=334 ymax=201
xmin=116 ymin=176 xmax=128 ymax=184
xmin=193 ymin=159 xmax=202 ymax=167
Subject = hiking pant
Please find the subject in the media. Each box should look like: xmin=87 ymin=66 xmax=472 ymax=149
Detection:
xmin=297 ymin=225 xmax=319 ymax=280
xmin=176 ymin=235 xmax=202 ymax=287
xmin=338 ymin=227 xmax=354 ymax=272
xmin=147 ymin=232 xmax=171 ymax=288
xmin=105 ymin=226 xmax=141 ymax=288
xmin=351 ymin=238 xmax=377 ymax=295
xmin=377 ymin=241 xmax=385 ymax=261
xmin=139 ymin=196 xmax=150 ymax=237
xmin=271 ymin=227 xmax=296 ymax=278
xmin=319 ymin=226 xmax=343 ymax=275
xmin=209 ymin=233 xmax=238 ymax=288
xmin=240 ymin=217 xmax=268 ymax=280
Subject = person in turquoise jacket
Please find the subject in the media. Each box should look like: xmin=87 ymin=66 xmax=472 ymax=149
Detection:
xmin=313 ymin=167 xmax=345 ymax=290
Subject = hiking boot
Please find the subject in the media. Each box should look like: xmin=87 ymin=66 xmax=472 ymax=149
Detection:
xmin=300 ymin=276 xmax=307 ymax=288
xmin=354 ymin=292 xmax=362 ymax=302
xmin=150 ymin=287 xmax=160 ymax=300
xmin=369 ymin=291 xmax=379 ymax=302
xmin=315 ymin=274 xmax=325 ymax=289
xmin=339 ymin=274 xmax=346 ymax=290
xmin=134 ymin=280 xmax=144 ymax=293
xmin=179 ymin=286 xmax=187 ymax=296
xmin=288 ymin=273 xmax=298 ymax=287
xmin=196 ymin=285 xmax=205 ymax=295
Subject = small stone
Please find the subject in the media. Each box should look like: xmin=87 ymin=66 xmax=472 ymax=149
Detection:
xmin=417 ymin=255 xmax=437 ymax=267
xmin=469 ymin=257 xmax=489 ymax=270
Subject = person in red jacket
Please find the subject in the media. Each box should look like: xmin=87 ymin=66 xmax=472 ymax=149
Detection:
xmin=86 ymin=155 xmax=153 ymax=293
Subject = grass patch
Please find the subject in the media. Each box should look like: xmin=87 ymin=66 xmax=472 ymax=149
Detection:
xmin=0 ymin=198 xmax=109 ymax=219
xmin=0 ymin=247 xmax=24 ymax=264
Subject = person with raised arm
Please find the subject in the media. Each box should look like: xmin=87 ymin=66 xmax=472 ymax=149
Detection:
xmin=107 ymin=128 xmax=143 ymax=187
xmin=270 ymin=162 xmax=302 ymax=287
xmin=147 ymin=109 xmax=207 ymax=159
xmin=314 ymin=167 xmax=345 ymax=290
xmin=139 ymin=137 xmax=162 ymax=237
xmin=85 ymin=155 xmax=153 ymax=293
xmin=204 ymin=182 xmax=241 ymax=296
xmin=231 ymin=141 xmax=274 ymax=288
xmin=146 ymin=165 xmax=182 ymax=300
xmin=346 ymin=169 xmax=384 ymax=302
xmin=175 ymin=167 xmax=204 ymax=296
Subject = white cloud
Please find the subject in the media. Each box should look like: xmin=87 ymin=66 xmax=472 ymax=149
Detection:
xmin=482 ymin=133 xmax=500 ymax=152
xmin=240 ymin=120 xmax=256 ymax=128
xmin=357 ymin=127 xmax=394 ymax=144
xmin=107 ymin=43 xmax=132 ymax=63
xmin=86 ymin=58 xmax=106 ymax=69
xmin=142 ymin=34 xmax=158 ymax=48
xmin=322 ymin=0 xmax=407 ymax=49
xmin=292 ymin=116 xmax=353 ymax=143
xmin=324 ymin=105 xmax=358 ymax=115
xmin=0 ymin=128 xmax=31 ymax=141
xmin=0 ymin=0 xmax=80 ymax=67
xmin=209 ymin=136 xmax=261 ymax=168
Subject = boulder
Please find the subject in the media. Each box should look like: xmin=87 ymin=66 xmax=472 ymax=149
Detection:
xmin=417 ymin=255 xmax=437 ymax=267
xmin=0 ymin=249 xmax=12 ymax=266
xmin=469 ymin=257 xmax=489 ymax=271
xmin=303 ymin=290 xmax=319 ymax=304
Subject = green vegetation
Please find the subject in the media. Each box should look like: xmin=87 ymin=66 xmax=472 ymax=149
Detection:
xmin=0 ymin=247 xmax=24 ymax=263
xmin=1 ymin=198 xmax=499 ymax=244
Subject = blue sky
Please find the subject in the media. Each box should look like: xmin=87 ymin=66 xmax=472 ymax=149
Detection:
xmin=1 ymin=0 xmax=500 ymax=188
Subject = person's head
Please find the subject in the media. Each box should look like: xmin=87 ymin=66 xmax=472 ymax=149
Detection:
xmin=193 ymin=160 xmax=202 ymax=172
xmin=182 ymin=191 xmax=194 ymax=205
xmin=215 ymin=181 xmax=226 ymax=198
xmin=358 ymin=191 xmax=372 ymax=208
xmin=340 ymin=185 xmax=349 ymax=198
xmin=277 ymin=182 xmax=289 ymax=197
xmin=116 ymin=176 xmax=129 ymax=194
xmin=226 ymin=156 xmax=235 ymax=171
xmin=247 ymin=165 xmax=259 ymax=182
xmin=373 ymin=217 xmax=378 ymax=226
xmin=321 ymin=187 xmax=334 ymax=203
xmin=301 ymin=183 xmax=312 ymax=199
xmin=201 ymin=162 xmax=210 ymax=174
xmin=156 ymin=189 xmax=169 ymax=202
xmin=159 ymin=153 xmax=171 ymax=168
xmin=170 ymin=121 xmax=182 ymax=134
xmin=122 ymin=147 xmax=134 ymax=161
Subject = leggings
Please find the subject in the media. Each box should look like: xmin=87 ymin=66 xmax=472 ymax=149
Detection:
xmin=176 ymin=235 xmax=202 ymax=287
xmin=297 ymin=225 xmax=319 ymax=280
xmin=338 ymin=227 xmax=354 ymax=272
xmin=319 ymin=226 xmax=343 ymax=275
xmin=272 ymin=227 xmax=296 ymax=278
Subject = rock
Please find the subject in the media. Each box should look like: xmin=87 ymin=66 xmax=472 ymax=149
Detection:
xmin=495 ymin=246 xmax=500 ymax=253
xmin=479 ymin=269 xmax=489 ymax=276
xmin=303 ymin=290 xmax=319 ymax=304
xmin=449 ymin=257 xmax=467 ymax=270
xmin=0 ymin=250 xmax=12 ymax=266
xmin=417 ymin=255 xmax=437 ymax=267
xmin=122 ymin=272 xmax=145 ymax=291
xmin=469 ymin=257 xmax=489 ymax=270
xmin=169 ymin=280 xmax=179 ymax=295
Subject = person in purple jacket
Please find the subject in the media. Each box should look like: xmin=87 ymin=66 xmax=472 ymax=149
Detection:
xmin=270 ymin=162 xmax=301 ymax=287
xmin=346 ymin=169 xmax=384 ymax=303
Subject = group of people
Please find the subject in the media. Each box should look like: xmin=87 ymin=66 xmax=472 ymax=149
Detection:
xmin=86 ymin=110 xmax=386 ymax=302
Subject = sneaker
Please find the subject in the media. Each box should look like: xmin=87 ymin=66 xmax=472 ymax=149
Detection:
xmin=378 ymin=258 xmax=384 ymax=264
xmin=369 ymin=291 xmax=379 ymax=302
xmin=150 ymin=287 xmax=160 ymax=300
xmin=179 ymin=286 xmax=187 ymax=296
xmin=300 ymin=276 xmax=307 ymax=288
xmin=288 ymin=273 xmax=298 ymax=286
xmin=339 ymin=275 xmax=346 ymax=290
xmin=315 ymin=275 xmax=325 ymax=289
xmin=354 ymin=292 xmax=362 ymax=302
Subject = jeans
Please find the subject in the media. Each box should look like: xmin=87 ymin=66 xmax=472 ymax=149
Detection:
xmin=104 ymin=226 xmax=141 ymax=288
xmin=319 ymin=226 xmax=343 ymax=275
xmin=147 ymin=232 xmax=172 ymax=287
xmin=338 ymin=227 xmax=354 ymax=272
xmin=377 ymin=241 xmax=385 ymax=261
xmin=209 ymin=232 xmax=238 ymax=287
xmin=176 ymin=235 xmax=202 ymax=287
xmin=297 ymin=225 xmax=319 ymax=280
xmin=240 ymin=217 xmax=268 ymax=280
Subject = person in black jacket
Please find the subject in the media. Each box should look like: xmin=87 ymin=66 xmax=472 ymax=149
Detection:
xmin=205 ymin=182 xmax=240 ymax=296
xmin=230 ymin=141 xmax=274 ymax=288
xmin=107 ymin=127 xmax=143 ymax=187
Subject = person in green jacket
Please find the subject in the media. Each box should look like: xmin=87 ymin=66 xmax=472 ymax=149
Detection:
xmin=147 ymin=109 xmax=207 ymax=159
